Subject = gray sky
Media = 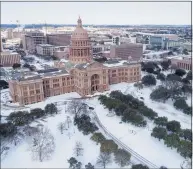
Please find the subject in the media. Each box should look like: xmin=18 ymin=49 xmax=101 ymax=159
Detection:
xmin=1 ymin=2 xmax=191 ymax=25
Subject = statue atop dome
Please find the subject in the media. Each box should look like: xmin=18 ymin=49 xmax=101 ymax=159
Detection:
xmin=77 ymin=16 xmax=82 ymax=27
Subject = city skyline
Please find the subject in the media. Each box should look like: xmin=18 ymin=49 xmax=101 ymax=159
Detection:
xmin=1 ymin=2 xmax=191 ymax=25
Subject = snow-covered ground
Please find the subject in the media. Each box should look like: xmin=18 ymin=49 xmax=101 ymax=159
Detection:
xmin=1 ymin=73 xmax=191 ymax=168
xmin=1 ymin=91 xmax=121 ymax=168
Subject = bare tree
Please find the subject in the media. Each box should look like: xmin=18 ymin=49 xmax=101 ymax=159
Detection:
xmin=96 ymin=152 xmax=112 ymax=168
xmin=74 ymin=141 xmax=84 ymax=157
xmin=114 ymin=149 xmax=131 ymax=167
xmin=28 ymin=127 xmax=55 ymax=162
xmin=65 ymin=116 xmax=72 ymax=129
xmin=57 ymin=122 xmax=66 ymax=134
xmin=67 ymin=100 xmax=88 ymax=116
xmin=10 ymin=131 xmax=24 ymax=146
xmin=23 ymin=125 xmax=39 ymax=137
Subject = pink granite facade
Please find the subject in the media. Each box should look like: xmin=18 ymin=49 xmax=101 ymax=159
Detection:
xmin=9 ymin=17 xmax=141 ymax=105
xmin=110 ymin=43 xmax=143 ymax=61
xmin=170 ymin=56 xmax=192 ymax=70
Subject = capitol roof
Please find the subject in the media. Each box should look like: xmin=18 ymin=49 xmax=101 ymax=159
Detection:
xmin=71 ymin=17 xmax=89 ymax=40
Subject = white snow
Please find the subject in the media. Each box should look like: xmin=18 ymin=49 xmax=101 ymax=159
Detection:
xmin=1 ymin=72 xmax=191 ymax=168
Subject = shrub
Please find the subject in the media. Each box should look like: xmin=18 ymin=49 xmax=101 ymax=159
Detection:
xmin=183 ymin=106 xmax=192 ymax=115
xmin=0 ymin=122 xmax=17 ymax=138
xmin=12 ymin=63 xmax=21 ymax=69
xmin=157 ymin=73 xmax=166 ymax=81
xmin=177 ymin=140 xmax=192 ymax=158
xmin=114 ymin=103 xmax=128 ymax=116
xmin=166 ymin=120 xmax=181 ymax=133
xmin=122 ymin=109 xmax=147 ymax=127
xmin=100 ymin=140 xmax=118 ymax=154
xmin=150 ymin=86 xmax=170 ymax=103
xmin=160 ymin=60 xmax=171 ymax=70
xmin=186 ymin=70 xmax=192 ymax=80
xmin=182 ymin=77 xmax=190 ymax=84
xmin=173 ymin=98 xmax=188 ymax=111
xmin=175 ymin=69 xmax=186 ymax=77
xmin=45 ymin=103 xmax=58 ymax=114
xmin=179 ymin=129 xmax=192 ymax=141
xmin=6 ymin=111 xmax=30 ymax=126
xmin=142 ymin=75 xmax=156 ymax=86
xmin=166 ymin=73 xmax=182 ymax=82
xmin=164 ymin=133 xmax=180 ymax=149
xmin=91 ymin=132 xmax=106 ymax=144
xmin=151 ymin=127 xmax=167 ymax=140
xmin=132 ymin=164 xmax=149 ymax=169
xmin=138 ymin=106 xmax=158 ymax=120
xmin=74 ymin=114 xmax=98 ymax=135
xmin=30 ymin=108 xmax=45 ymax=119
xmin=154 ymin=117 xmax=168 ymax=126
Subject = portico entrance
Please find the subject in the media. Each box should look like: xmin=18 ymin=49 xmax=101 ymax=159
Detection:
xmin=91 ymin=74 xmax=100 ymax=92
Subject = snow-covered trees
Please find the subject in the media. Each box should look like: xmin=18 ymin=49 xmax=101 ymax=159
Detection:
xmin=151 ymin=127 xmax=167 ymax=141
xmin=166 ymin=120 xmax=181 ymax=133
xmin=28 ymin=127 xmax=55 ymax=162
xmin=45 ymin=103 xmax=58 ymax=114
xmin=141 ymin=75 xmax=157 ymax=86
xmin=73 ymin=141 xmax=84 ymax=157
xmin=100 ymin=140 xmax=118 ymax=154
xmin=91 ymin=132 xmax=106 ymax=145
xmin=85 ymin=162 xmax=94 ymax=169
xmin=114 ymin=149 xmax=131 ymax=167
xmin=154 ymin=117 xmax=168 ymax=127
xmin=132 ymin=164 xmax=149 ymax=169
xmin=74 ymin=114 xmax=98 ymax=135
xmin=68 ymin=157 xmax=82 ymax=169
xmin=96 ymin=152 xmax=112 ymax=168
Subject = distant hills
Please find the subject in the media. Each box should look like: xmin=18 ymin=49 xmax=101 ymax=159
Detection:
xmin=0 ymin=24 xmax=191 ymax=29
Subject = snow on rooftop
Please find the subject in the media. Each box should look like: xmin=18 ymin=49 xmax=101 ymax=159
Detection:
xmin=143 ymin=50 xmax=169 ymax=56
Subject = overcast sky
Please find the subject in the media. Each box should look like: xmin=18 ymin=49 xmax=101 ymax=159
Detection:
xmin=1 ymin=2 xmax=191 ymax=25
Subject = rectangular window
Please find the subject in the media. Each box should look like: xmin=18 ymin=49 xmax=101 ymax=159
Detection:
xmin=29 ymin=84 xmax=34 ymax=89
xmin=24 ymin=98 xmax=28 ymax=104
xmin=36 ymin=90 xmax=40 ymax=94
xmin=23 ymin=86 xmax=27 ymax=91
xmin=30 ymin=91 xmax=34 ymax=95
xmin=35 ymin=84 xmax=40 ymax=88
xmin=24 ymin=91 xmax=28 ymax=96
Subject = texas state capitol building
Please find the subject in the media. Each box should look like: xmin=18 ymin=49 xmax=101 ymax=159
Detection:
xmin=9 ymin=17 xmax=141 ymax=106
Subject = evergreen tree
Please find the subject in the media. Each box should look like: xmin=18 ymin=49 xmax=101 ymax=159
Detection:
xmin=151 ymin=127 xmax=167 ymax=140
xmin=154 ymin=117 xmax=168 ymax=126
xmin=164 ymin=133 xmax=180 ymax=149
xmin=166 ymin=120 xmax=181 ymax=133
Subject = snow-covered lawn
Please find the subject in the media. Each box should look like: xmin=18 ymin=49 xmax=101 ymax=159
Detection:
xmin=1 ymin=78 xmax=191 ymax=168
xmin=86 ymin=96 xmax=187 ymax=168
xmin=2 ymin=108 xmax=101 ymax=168
xmin=1 ymin=91 xmax=121 ymax=168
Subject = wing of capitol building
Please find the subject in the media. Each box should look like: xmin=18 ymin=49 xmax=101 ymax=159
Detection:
xmin=8 ymin=17 xmax=141 ymax=106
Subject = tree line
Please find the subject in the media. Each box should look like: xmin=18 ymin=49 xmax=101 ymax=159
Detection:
xmin=151 ymin=117 xmax=192 ymax=159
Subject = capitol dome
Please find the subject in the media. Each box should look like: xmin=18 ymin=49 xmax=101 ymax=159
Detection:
xmin=71 ymin=17 xmax=89 ymax=40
